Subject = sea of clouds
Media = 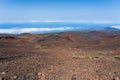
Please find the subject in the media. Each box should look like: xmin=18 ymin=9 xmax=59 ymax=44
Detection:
xmin=0 ymin=25 xmax=120 ymax=34
xmin=111 ymin=26 xmax=120 ymax=29
xmin=0 ymin=27 xmax=75 ymax=34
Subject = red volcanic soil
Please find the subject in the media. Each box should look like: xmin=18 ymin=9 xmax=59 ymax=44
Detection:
xmin=0 ymin=31 xmax=120 ymax=80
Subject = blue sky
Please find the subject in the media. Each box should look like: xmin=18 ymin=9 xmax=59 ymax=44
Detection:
xmin=0 ymin=0 xmax=120 ymax=23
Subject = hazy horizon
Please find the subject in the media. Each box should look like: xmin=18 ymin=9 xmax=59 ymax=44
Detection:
xmin=0 ymin=22 xmax=120 ymax=34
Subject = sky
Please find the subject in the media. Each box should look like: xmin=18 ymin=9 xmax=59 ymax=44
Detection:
xmin=0 ymin=0 xmax=120 ymax=23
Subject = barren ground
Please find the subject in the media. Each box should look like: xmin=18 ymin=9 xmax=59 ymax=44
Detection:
xmin=0 ymin=31 xmax=120 ymax=80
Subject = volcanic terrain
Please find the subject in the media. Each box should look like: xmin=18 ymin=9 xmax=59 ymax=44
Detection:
xmin=0 ymin=31 xmax=120 ymax=80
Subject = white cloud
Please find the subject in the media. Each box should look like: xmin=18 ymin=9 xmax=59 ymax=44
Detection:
xmin=0 ymin=27 xmax=73 ymax=34
xmin=111 ymin=26 xmax=120 ymax=29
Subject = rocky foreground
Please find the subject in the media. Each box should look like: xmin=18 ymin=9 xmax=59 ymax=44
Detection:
xmin=0 ymin=31 xmax=120 ymax=80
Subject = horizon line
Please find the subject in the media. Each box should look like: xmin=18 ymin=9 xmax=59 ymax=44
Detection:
xmin=0 ymin=20 xmax=120 ymax=24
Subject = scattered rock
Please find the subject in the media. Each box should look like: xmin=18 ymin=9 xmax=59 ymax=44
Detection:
xmin=71 ymin=74 xmax=77 ymax=80
xmin=13 ymin=76 xmax=17 ymax=79
xmin=1 ymin=72 xmax=6 ymax=75
xmin=38 ymin=72 xmax=46 ymax=80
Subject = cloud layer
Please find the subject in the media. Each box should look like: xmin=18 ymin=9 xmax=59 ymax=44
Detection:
xmin=0 ymin=27 xmax=74 ymax=34
xmin=111 ymin=26 xmax=120 ymax=29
